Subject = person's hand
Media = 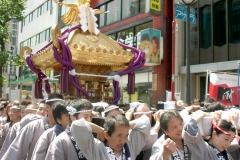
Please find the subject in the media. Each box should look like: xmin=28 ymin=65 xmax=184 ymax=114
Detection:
xmin=153 ymin=110 xmax=165 ymax=122
xmin=162 ymin=138 xmax=177 ymax=160
xmin=191 ymin=110 xmax=208 ymax=122
xmin=229 ymin=111 xmax=239 ymax=126
xmin=125 ymin=109 xmax=134 ymax=121
xmin=213 ymin=110 xmax=222 ymax=120
xmin=191 ymin=105 xmax=201 ymax=112
xmin=0 ymin=123 xmax=4 ymax=130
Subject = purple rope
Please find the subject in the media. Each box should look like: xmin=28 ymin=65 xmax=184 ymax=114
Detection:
xmin=111 ymin=41 xmax=146 ymax=104
xmin=53 ymin=38 xmax=89 ymax=99
xmin=26 ymin=56 xmax=51 ymax=99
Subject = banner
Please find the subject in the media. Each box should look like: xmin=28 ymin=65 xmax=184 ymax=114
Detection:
xmin=209 ymin=73 xmax=240 ymax=106
xmin=166 ymin=90 xmax=181 ymax=101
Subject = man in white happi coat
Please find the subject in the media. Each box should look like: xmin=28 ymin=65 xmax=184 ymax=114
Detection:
xmin=0 ymin=114 xmax=41 ymax=158
xmin=45 ymin=99 xmax=93 ymax=160
xmin=31 ymin=100 xmax=71 ymax=160
xmin=71 ymin=113 xmax=151 ymax=160
xmin=2 ymin=93 xmax=64 ymax=160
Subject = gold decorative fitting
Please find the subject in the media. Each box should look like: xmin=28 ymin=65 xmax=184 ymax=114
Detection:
xmin=96 ymin=47 xmax=101 ymax=52
xmin=102 ymin=49 xmax=107 ymax=53
xmin=73 ymin=44 xmax=78 ymax=48
xmin=20 ymin=46 xmax=32 ymax=61
xmin=81 ymin=45 xmax=86 ymax=50
xmin=86 ymin=35 xmax=98 ymax=42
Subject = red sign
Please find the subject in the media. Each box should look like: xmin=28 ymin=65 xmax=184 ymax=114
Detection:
xmin=209 ymin=73 xmax=240 ymax=106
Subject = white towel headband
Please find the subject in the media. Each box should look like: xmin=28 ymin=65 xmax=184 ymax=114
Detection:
xmin=45 ymin=98 xmax=64 ymax=103
xmin=66 ymin=106 xmax=92 ymax=116
xmin=133 ymin=111 xmax=153 ymax=115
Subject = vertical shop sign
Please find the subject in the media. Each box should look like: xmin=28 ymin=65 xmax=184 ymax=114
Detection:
xmin=152 ymin=73 xmax=157 ymax=90
xmin=146 ymin=0 xmax=161 ymax=15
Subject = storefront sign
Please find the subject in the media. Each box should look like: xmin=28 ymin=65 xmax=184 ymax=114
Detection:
xmin=137 ymin=28 xmax=163 ymax=66
xmin=175 ymin=3 xmax=196 ymax=24
xmin=209 ymin=73 xmax=240 ymax=106
xmin=146 ymin=0 xmax=161 ymax=15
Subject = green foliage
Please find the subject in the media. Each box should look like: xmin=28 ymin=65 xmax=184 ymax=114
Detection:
xmin=0 ymin=50 xmax=9 ymax=66
xmin=0 ymin=0 xmax=25 ymax=87
xmin=0 ymin=0 xmax=25 ymax=24
xmin=0 ymin=0 xmax=25 ymax=44
xmin=0 ymin=23 xmax=10 ymax=44
xmin=22 ymin=66 xmax=33 ymax=76
xmin=0 ymin=75 xmax=6 ymax=84
xmin=11 ymin=54 xmax=26 ymax=66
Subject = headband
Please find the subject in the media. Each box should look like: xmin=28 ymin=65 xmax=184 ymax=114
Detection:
xmin=10 ymin=106 xmax=21 ymax=110
xmin=45 ymin=98 xmax=64 ymax=103
xmin=102 ymin=105 xmax=119 ymax=117
xmin=66 ymin=106 xmax=92 ymax=116
xmin=133 ymin=111 xmax=153 ymax=115
xmin=25 ymin=108 xmax=38 ymax=111
xmin=212 ymin=120 xmax=236 ymax=138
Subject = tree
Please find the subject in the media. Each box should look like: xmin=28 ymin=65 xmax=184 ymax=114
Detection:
xmin=0 ymin=0 xmax=25 ymax=97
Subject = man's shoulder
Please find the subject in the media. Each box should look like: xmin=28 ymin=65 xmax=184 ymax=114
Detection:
xmin=53 ymin=131 xmax=68 ymax=141
xmin=41 ymin=128 xmax=55 ymax=137
xmin=21 ymin=118 xmax=43 ymax=130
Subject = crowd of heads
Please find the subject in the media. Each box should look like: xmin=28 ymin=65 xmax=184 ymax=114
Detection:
xmin=0 ymin=94 xmax=239 ymax=160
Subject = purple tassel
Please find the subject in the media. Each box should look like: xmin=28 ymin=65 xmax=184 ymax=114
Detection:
xmin=127 ymin=72 xmax=135 ymax=94
xmin=26 ymin=56 xmax=51 ymax=99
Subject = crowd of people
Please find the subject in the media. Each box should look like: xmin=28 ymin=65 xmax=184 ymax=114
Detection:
xmin=0 ymin=94 xmax=239 ymax=160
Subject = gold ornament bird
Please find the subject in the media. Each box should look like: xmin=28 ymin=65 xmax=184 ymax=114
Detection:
xmin=54 ymin=0 xmax=102 ymax=25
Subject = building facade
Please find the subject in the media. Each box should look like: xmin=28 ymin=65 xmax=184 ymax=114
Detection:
xmin=8 ymin=0 xmax=58 ymax=101
xmin=90 ymin=0 xmax=173 ymax=105
xmin=174 ymin=0 xmax=240 ymax=103
xmin=9 ymin=0 xmax=173 ymax=104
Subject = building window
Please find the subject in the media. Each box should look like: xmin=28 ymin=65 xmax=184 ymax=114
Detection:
xmin=108 ymin=21 xmax=152 ymax=48
xmin=20 ymin=28 xmax=51 ymax=47
xmin=106 ymin=1 xmax=121 ymax=25
xmin=135 ymin=22 xmax=152 ymax=34
xmin=22 ymin=0 xmax=51 ymax=27
xmin=99 ymin=5 xmax=106 ymax=27
xmin=213 ymin=1 xmax=227 ymax=62
xmin=139 ymin=0 xmax=146 ymax=13
xmin=12 ymin=36 xmax=17 ymax=45
xmin=229 ymin=0 xmax=240 ymax=60
xmin=199 ymin=5 xmax=212 ymax=64
xmin=122 ymin=0 xmax=139 ymax=19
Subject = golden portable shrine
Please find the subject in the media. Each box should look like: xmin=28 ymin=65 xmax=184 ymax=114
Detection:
xmin=20 ymin=0 xmax=152 ymax=104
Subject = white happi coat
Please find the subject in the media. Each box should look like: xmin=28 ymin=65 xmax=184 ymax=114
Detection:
xmin=0 ymin=114 xmax=42 ymax=158
xmin=71 ymin=114 xmax=151 ymax=160
xmin=2 ymin=115 xmax=49 ymax=160
xmin=182 ymin=118 xmax=234 ymax=160
xmin=45 ymin=129 xmax=80 ymax=160
xmin=0 ymin=122 xmax=19 ymax=158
